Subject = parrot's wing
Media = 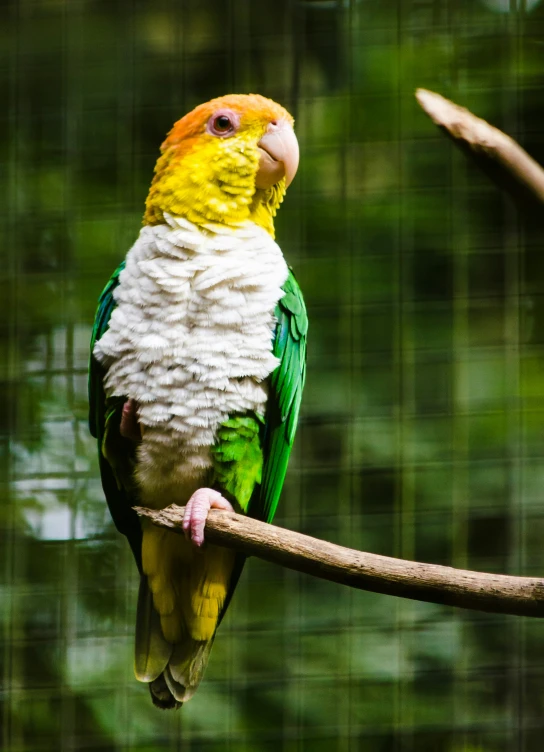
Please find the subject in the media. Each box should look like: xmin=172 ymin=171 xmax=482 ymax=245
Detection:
xmin=249 ymin=269 xmax=308 ymax=524
xmin=88 ymin=261 xmax=143 ymax=570
xmin=88 ymin=261 xmax=124 ymax=440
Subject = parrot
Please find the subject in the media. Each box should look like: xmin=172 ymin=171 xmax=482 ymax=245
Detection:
xmin=88 ymin=94 xmax=307 ymax=709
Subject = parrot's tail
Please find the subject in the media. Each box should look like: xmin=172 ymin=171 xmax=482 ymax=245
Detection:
xmin=134 ymin=576 xmax=214 ymax=709
xmin=149 ymin=673 xmax=181 ymax=710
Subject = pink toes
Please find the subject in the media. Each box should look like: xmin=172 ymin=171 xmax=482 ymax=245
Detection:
xmin=182 ymin=488 xmax=234 ymax=547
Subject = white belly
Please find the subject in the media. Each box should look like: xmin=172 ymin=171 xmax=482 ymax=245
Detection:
xmin=94 ymin=215 xmax=288 ymax=504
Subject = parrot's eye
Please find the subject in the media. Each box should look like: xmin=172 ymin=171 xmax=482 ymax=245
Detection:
xmin=207 ymin=110 xmax=239 ymax=137
xmin=215 ymin=115 xmax=231 ymax=131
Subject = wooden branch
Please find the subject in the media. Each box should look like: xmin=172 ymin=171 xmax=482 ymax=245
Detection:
xmin=416 ymin=88 xmax=544 ymax=211
xmin=135 ymin=504 xmax=544 ymax=618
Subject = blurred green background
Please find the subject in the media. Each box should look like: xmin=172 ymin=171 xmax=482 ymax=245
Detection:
xmin=2 ymin=0 xmax=544 ymax=749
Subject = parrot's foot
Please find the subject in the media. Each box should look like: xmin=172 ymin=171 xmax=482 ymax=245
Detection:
xmin=183 ymin=488 xmax=234 ymax=547
xmin=120 ymin=399 xmax=142 ymax=441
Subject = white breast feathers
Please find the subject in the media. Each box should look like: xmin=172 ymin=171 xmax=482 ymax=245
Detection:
xmin=93 ymin=214 xmax=289 ymax=493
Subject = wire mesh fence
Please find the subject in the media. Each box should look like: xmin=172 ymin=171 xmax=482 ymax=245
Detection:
xmin=2 ymin=0 xmax=544 ymax=749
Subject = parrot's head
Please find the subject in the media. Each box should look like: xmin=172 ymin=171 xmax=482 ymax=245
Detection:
xmin=144 ymin=94 xmax=299 ymax=236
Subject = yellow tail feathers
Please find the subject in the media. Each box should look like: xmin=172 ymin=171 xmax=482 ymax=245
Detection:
xmin=135 ymin=521 xmax=236 ymax=704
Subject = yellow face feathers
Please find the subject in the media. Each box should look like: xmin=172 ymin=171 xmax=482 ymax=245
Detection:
xmin=144 ymin=94 xmax=297 ymax=236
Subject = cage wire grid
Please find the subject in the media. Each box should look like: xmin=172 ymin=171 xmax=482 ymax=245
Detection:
xmin=2 ymin=0 xmax=544 ymax=750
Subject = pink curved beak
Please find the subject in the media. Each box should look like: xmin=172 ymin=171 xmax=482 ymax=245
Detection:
xmin=256 ymin=120 xmax=299 ymax=190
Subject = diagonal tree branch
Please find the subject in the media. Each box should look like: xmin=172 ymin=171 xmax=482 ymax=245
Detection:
xmin=135 ymin=505 xmax=544 ymax=618
xmin=416 ymin=88 xmax=544 ymax=212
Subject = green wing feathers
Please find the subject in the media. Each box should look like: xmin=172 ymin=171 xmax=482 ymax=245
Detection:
xmin=89 ymin=261 xmax=125 ymax=441
xmin=88 ymin=261 xmax=142 ymax=567
xmin=249 ymin=270 xmax=308 ymax=524
xmin=211 ymin=415 xmax=265 ymax=511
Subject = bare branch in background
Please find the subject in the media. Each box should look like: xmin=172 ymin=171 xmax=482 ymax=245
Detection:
xmin=416 ymin=88 xmax=544 ymax=212
xmin=135 ymin=505 xmax=544 ymax=618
